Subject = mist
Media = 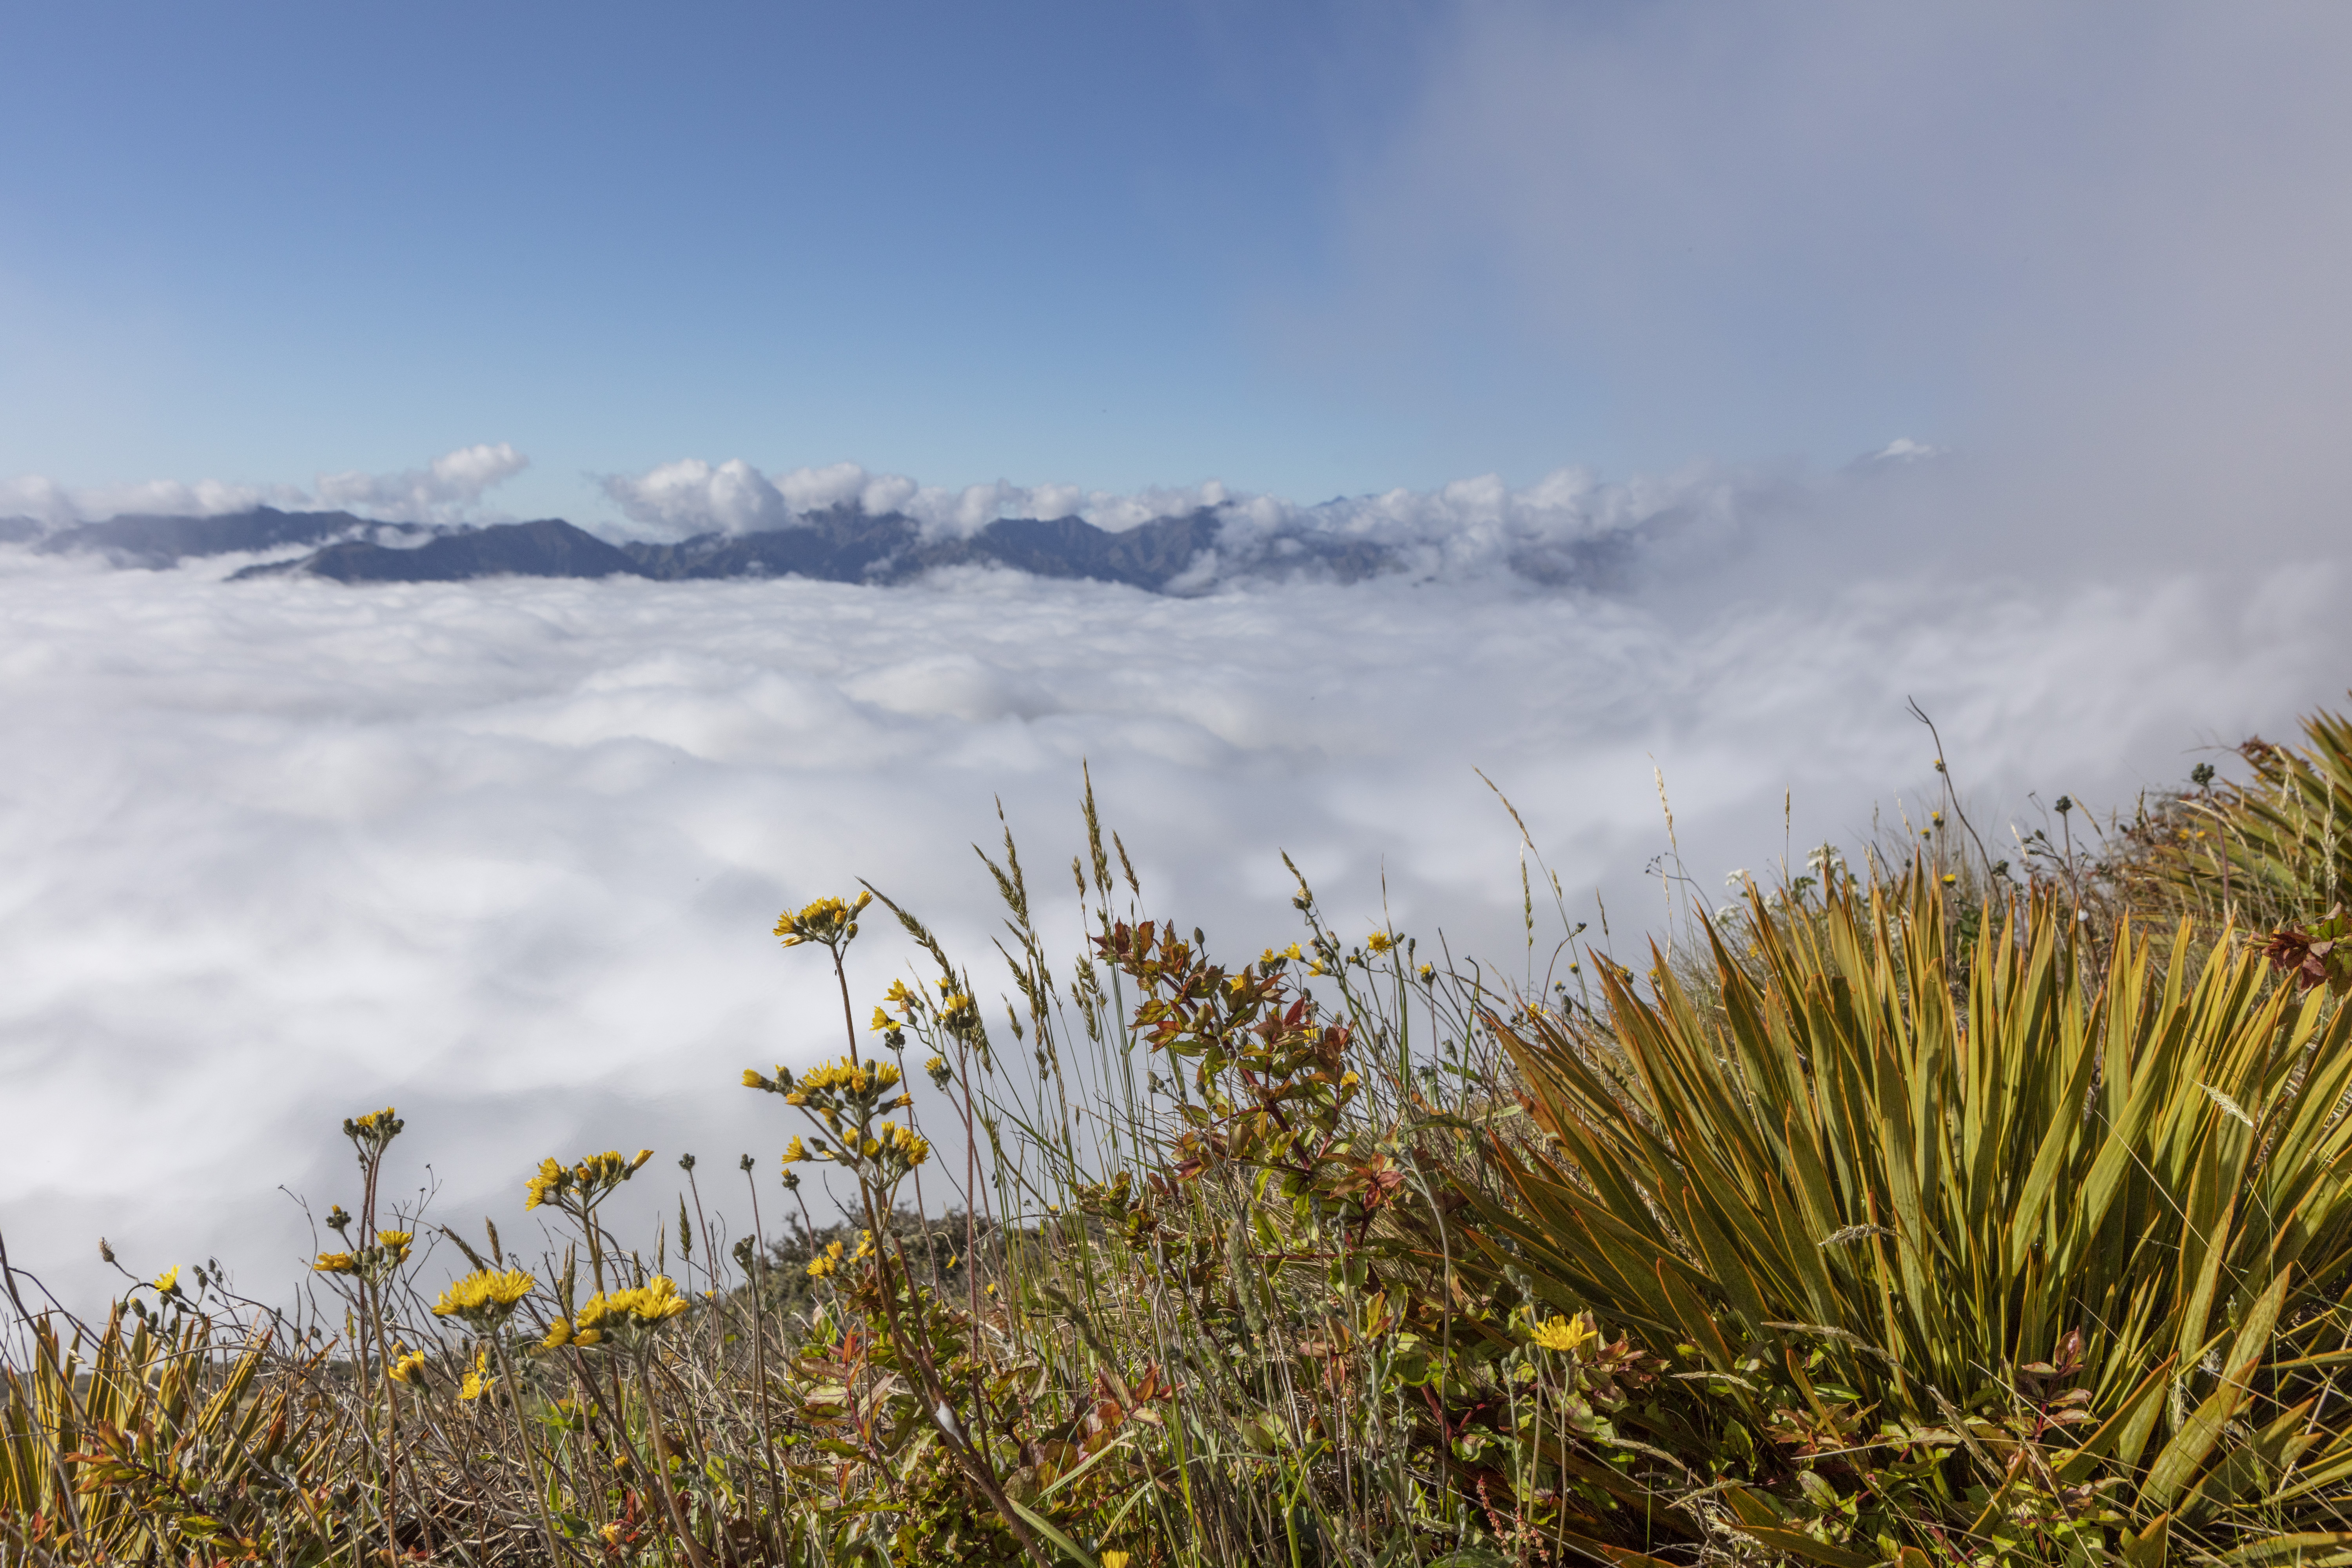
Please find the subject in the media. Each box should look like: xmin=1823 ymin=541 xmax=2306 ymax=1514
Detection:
xmin=2 ymin=505 xmax=2341 ymax=1310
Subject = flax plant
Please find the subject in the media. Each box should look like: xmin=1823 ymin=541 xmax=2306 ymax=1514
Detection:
xmin=1465 ymin=867 xmax=2352 ymax=1562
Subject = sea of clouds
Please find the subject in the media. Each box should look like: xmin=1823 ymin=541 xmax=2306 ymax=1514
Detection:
xmin=1 ymin=455 xmax=2346 ymax=1314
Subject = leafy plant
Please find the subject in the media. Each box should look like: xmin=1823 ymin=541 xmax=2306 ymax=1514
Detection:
xmin=1465 ymin=869 xmax=2352 ymax=1562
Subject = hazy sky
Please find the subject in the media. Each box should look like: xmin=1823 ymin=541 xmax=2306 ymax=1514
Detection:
xmin=10 ymin=2 xmax=2350 ymax=530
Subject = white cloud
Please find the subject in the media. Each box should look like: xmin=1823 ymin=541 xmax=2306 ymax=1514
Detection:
xmin=0 ymin=540 xmax=2341 ymax=1311
xmin=600 ymin=457 xmax=792 ymax=535
xmin=597 ymin=454 xmax=1768 ymax=587
xmin=0 ymin=473 xmax=301 ymax=528
xmin=0 ymin=443 xmax=530 ymax=530
xmin=314 ymin=442 xmax=530 ymax=522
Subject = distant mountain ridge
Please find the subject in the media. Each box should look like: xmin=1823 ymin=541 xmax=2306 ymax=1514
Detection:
xmin=30 ymin=507 xmax=423 ymax=568
xmin=5 ymin=488 xmax=1692 ymax=590
xmin=5 ymin=503 xmax=1397 ymax=592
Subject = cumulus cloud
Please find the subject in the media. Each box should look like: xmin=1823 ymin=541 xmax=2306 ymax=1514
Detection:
xmin=601 ymin=458 xmax=1246 ymax=541
xmin=599 ymin=452 xmax=1782 ymax=589
xmin=313 ymin=442 xmax=530 ymax=523
xmin=0 ymin=443 xmax=530 ymax=530
xmin=1 ymin=540 xmax=2343 ymax=1311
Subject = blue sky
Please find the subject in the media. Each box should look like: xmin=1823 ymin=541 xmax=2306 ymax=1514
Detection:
xmin=6 ymin=3 xmax=2352 ymax=532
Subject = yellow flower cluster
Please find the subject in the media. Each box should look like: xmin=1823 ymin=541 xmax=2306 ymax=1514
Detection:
xmin=773 ymin=891 xmax=872 ymax=950
xmin=342 ymin=1107 xmax=404 ymax=1148
xmin=544 ymin=1275 xmax=690 ymax=1347
xmin=312 ymin=1229 xmax=411 ymax=1277
xmin=867 ymin=1121 xmax=929 ymax=1168
xmin=753 ymin=1046 xmax=935 ymax=1190
xmin=523 ymin=1149 xmax=652 ymax=1212
xmin=804 ymin=1231 xmax=877 ymax=1281
xmin=781 ymin=1121 xmax=928 ymax=1171
xmin=799 ymin=1058 xmax=902 ymax=1099
xmin=432 ymin=1267 xmax=536 ymax=1326
xmin=938 ymin=992 xmax=979 ymax=1035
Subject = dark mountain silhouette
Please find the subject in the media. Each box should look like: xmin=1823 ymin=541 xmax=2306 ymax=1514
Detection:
xmin=622 ymin=507 xmax=924 ymax=582
xmin=36 ymin=506 xmax=389 ymax=567
xmin=949 ymin=510 xmax=1225 ymax=588
xmin=243 ymin=519 xmax=642 ymax=583
xmin=24 ymin=500 xmax=1403 ymax=592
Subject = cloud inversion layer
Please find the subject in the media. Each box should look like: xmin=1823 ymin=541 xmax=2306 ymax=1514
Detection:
xmin=0 ymin=536 xmax=2340 ymax=1311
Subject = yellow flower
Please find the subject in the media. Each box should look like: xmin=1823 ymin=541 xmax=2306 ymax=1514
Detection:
xmin=877 ymin=1122 xmax=930 ymax=1169
xmin=1367 ymin=931 xmax=1394 ymax=954
xmin=312 ymin=1252 xmax=358 ymax=1275
xmin=343 ymin=1107 xmax=402 ymax=1145
xmin=1103 ymin=1554 xmax=1131 ymax=1568
xmin=388 ymin=1347 xmax=428 ymax=1385
xmin=575 ymin=1275 xmax=691 ymax=1331
xmin=1528 ymin=1314 xmax=1599 ymax=1356
xmin=433 ymin=1267 xmax=537 ymax=1325
xmin=774 ymin=891 xmax=872 ymax=949
xmin=782 ymin=1136 xmax=810 ymax=1163
xmin=541 ymin=1316 xmax=573 ymax=1348
xmin=523 ymin=1157 xmax=564 ymax=1211
xmin=152 ymin=1266 xmax=180 ymax=1296
xmin=524 ymin=1149 xmax=653 ymax=1211
xmin=458 ymin=1348 xmax=496 ymax=1401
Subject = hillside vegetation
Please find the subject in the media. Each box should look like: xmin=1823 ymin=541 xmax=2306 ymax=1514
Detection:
xmin=8 ymin=709 xmax=2352 ymax=1567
